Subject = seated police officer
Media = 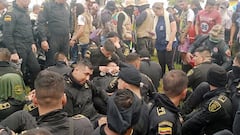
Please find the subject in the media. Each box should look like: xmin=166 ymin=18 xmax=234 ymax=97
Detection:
xmin=93 ymin=89 xmax=142 ymax=135
xmin=148 ymin=70 xmax=188 ymax=135
xmin=0 ymin=73 xmax=27 ymax=121
xmin=0 ymin=70 xmax=94 ymax=135
xmin=182 ymin=66 xmax=233 ymax=135
xmin=63 ymin=60 xmax=108 ymax=127
xmin=186 ymin=24 xmax=232 ymax=70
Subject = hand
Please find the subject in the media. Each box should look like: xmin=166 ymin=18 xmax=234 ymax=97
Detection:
xmin=225 ymin=49 xmax=231 ymax=57
xmin=31 ymin=44 xmax=37 ymax=53
xmin=180 ymin=37 xmax=185 ymax=44
xmin=98 ymin=117 xmax=107 ymax=126
xmin=166 ymin=42 xmax=173 ymax=51
xmin=69 ymin=40 xmax=75 ymax=47
xmin=99 ymin=66 xmax=108 ymax=73
xmin=185 ymin=52 xmax=193 ymax=63
xmin=41 ymin=41 xmax=49 ymax=52
xmin=10 ymin=53 xmax=20 ymax=63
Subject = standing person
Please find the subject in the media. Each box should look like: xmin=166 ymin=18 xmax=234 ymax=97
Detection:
xmin=182 ymin=66 xmax=232 ymax=135
xmin=38 ymin=0 xmax=71 ymax=67
xmin=153 ymin=2 xmax=177 ymax=76
xmin=135 ymin=0 xmax=155 ymax=54
xmin=0 ymin=0 xmax=8 ymax=48
xmin=117 ymin=0 xmax=135 ymax=49
xmin=3 ymin=0 xmax=41 ymax=88
xmin=229 ymin=2 xmax=240 ymax=55
xmin=178 ymin=0 xmax=195 ymax=73
xmin=70 ymin=2 xmax=93 ymax=61
xmin=195 ymin=0 xmax=222 ymax=35
xmin=148 ymin=70 xmax=188 ymax=135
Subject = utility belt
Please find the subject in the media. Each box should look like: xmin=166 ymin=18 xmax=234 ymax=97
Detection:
xmin=0 ymin=99 xmax=25 ymax=111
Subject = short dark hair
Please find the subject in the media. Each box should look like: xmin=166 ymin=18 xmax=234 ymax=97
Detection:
xmin=194 ymin=47 xmax=211 ymax=57
xmin=75 ymin=59 xmax=93 ymax=70
xmin=34 ymin=70 xmax=65 ymax=107
xmin=54 ymin=52 xmax=67 ymax=62
xmin=75 ymin=3 xmax=85 ymax=16
xmin=103 ymin=39 xmax=116 ymax=53
xmin=114 ymin=89 xmax=134 ymax=109
xmin=163 ymin=70 xmax=188 ymax=98
xmin=0 ymin=48 xmax=11 ymax=61
xmin=126 ymin=53 xmax=140 ymax=63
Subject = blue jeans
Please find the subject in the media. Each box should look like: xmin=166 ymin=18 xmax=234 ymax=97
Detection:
xmin=71 ymin=43 xmax=89 ymax=62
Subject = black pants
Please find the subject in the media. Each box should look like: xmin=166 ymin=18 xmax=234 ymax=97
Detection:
xmin=45 ymin=33 xmax=69 ymax=67
xmin=17 ymin=47 xmax=40 ymax=88
xmin=137 ymin=37 xmax=154 ymax=54
xmin=157 ymin=47 xmax=176 ymax=76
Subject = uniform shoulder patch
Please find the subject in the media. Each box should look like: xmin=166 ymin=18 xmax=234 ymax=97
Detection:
xmin=208 ymin=100 xmax=221 ymax=112
xmin=157 ymin=107 xmax=166 ymax=116
xmin=187 ymin=69 xmax=194 ymax=76
xmin=158 ymin=121 xmax=173 ymax=135
xmin=72 ymin=114 xmax=86 ymax=119
xmin=4 ymin=15 xmax=12 ymax=22
xmin=218 ymin=95 xmax=227 ymax=103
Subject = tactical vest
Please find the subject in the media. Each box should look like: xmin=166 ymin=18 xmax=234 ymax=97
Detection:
xmin=137 ymin=8 xmax=155 ymax=39
xmin=119 ymin=11 xmax=132 ymax=41
xmin=78 ymin=12 xmax=92 ymax=44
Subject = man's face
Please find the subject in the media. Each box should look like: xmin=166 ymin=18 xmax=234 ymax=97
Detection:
xmin=21 ymin=0 xmax=30 ymax=8
xmin=193 ymin=52 xmax=203 ymax=66
xmin=153 ymin=5 xmax=164 ymax=16
xmin=179 ymin=1 xmax=187 ymax=10
xmin=101 ymin=47 xmax=113 ymax=58
xmin=73 ymin=66 xmax=93 ymax=85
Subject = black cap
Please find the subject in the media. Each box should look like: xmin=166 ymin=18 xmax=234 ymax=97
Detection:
xmin=207 ymin=65 xmax=227 ymax=87
xmin=119 ymin=66 xmax=141 ymax=87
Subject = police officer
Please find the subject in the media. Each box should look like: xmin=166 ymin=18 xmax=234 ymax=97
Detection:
xmin=63 ymin=60 xmax=107 ymax=127
xmin=148 ymin=70 xmax=188 ymax=135
xmin=186 ymin=24 xmax=232 ymax=70
xmin=0 ymin=48 xmax=22 ymax=76
xmin=38 ymin=0 xmax=71 ymax=67
xmin=1 ymin=70 xmax=94 ymax=135
xmin=187 ymin=47 xmax=219 ymax=90
xmin=0 ymin=0 xmax=8 ymax=48
xmin=182 ymin=66 xmax=232 ymax=135
xmin=3 ymin=0 xmax=41 ymax=88
xmin=85 ymin=39 xmax=120 ymax=78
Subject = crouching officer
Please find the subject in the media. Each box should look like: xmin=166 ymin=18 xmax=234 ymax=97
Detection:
xmin=149 ymin=70 xmax=188 ymax=135
xmin=182 ymin=66 xmax=233 ymax=135
xmin=0 ymin=73 xmax=27 ymax=121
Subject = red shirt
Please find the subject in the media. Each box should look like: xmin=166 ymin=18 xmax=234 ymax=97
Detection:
xmin=196 ymin=10 xmax=222 ymax=34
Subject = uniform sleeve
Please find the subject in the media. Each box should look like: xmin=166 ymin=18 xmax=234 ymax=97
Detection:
xmin=0 ymin=110 xmax=37 ymax=133
xmin=73 ymin=116 xmax=94 ymax=135
xmin=182 ymin=99 xmax=223 ymax=135
xmin=3 ymin=12 xmax=17 ymax=54
xmin=37 ymin=3 xmax=49 ymax=41
xmin=187 ymin=68 xmax=201 ymax=88
xmin=233 ymin=110 xmax=240 ymax=135
xmin=219 ymin=41 xmax=231 ymax=69
xmin=63 ymin=90 xmax=74 ymax=116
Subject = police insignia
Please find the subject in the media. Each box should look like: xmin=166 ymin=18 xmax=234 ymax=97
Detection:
xmin=187 ymin=69 xmax=194 ymax=76
xmin=14 ymin=85 xmax=23 ymax=95
xmin=158 ymin=127 xmax=172 ymax=135
xmin=157 ymin=107 xmax=166 ymax=116
xmin=72 ymin=114 xmax=85 ymax=119
xmin=4 ymin=15 xmax=12 ymax=22
xmin=208 ymin=100 xmax=221 ymax=112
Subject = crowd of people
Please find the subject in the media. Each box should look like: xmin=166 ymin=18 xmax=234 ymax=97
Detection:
xmin=1 ymin=0 xmax=240 ymax=134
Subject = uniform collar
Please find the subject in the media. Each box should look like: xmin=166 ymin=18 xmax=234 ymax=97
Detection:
xmin=0 ymin=61 xmax=11 ymax=67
